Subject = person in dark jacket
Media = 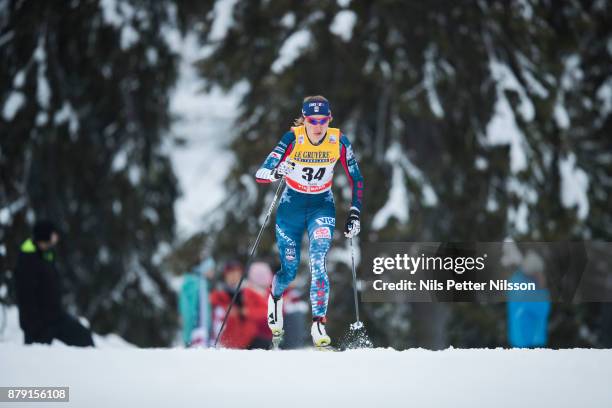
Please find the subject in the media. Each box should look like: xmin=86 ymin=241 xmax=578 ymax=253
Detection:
xmin=14 ymin=221 xmax=94 ymax=346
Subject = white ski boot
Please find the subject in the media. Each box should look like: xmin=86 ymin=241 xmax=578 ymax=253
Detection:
xmin=268 ymin=294 xmax=284 ymax=349
xmin=311 ymin=317 xmax=331 ymax=348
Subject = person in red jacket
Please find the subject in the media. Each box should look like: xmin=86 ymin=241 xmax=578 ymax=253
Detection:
xmin=210 ymin=261 xmax=257 ymax=348
xmin=242 ymin=262 xmax=274 ymax=349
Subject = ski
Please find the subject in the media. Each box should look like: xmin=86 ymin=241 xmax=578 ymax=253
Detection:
xmin=314 ymin=344 xmax=343 ymax=352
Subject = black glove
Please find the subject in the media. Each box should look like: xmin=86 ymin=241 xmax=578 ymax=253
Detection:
xmin=344 ymin=208 xmax=361 ymax=238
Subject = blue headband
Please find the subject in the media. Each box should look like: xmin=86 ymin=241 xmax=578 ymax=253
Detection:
xmin=302 ymin=100 xmax=330 ymax=116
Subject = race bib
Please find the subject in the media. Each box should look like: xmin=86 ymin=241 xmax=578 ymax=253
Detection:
xmin=286 ymin=126 xmax=341 ymax=194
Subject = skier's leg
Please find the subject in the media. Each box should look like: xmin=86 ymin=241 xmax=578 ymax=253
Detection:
xmin=269 ymin=189 xmax=304 ymax=339
xmin=272 ymin=217 xmax=302 ymax=297
xmin=307 ymin=201 xmax=335 ymax=346
xmin=307 ymin=213 xmax=334 ymax=318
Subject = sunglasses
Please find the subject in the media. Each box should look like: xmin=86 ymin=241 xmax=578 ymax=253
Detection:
xmin=305 ymin=116 xmax=331 ymax=125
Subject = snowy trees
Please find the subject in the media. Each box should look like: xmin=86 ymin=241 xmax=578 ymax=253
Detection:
xmin=0 ymin=0 xmax=609 ymax=348
xmin=0 ymin=0 xmax=187 ymax=346
xmin=192 ymin=0 xmax=612 ymax=348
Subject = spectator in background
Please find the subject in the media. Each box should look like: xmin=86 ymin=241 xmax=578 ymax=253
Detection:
xmin=507 ymin=251 xmax=551 ymax=348
xmin=210 ymin=261 xmax=257 ymax=348
xmin=14 ymin=221 xmax=94 ymax=347
xmin=243 ymin=261 xmax=273 ymax=349
xmin=178 ymin=255 xmax=215 ymax=347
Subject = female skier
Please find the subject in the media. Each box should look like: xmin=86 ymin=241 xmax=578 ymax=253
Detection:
xmin=255 ymin=95 xmax=364 ymax=347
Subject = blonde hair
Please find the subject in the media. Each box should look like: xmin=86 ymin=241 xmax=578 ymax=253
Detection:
xmin=293 ymin=95 xmax=330 ymax=126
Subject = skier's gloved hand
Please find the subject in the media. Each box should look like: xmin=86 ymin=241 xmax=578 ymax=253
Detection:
xmin=344 ymin=207 xmax=361 ymax=238
xmin=272 ymin=160 xmax=295 ymax=180
xmin=255 ymin=168 xmax=273 ymax=181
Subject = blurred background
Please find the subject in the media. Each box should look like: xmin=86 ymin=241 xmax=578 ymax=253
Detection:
xmin=0 ymin=0 xmax=611 ymax=349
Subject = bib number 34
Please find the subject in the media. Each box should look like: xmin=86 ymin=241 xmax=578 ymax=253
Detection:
xmin=302 ymin=167 xmax=326 ymax=182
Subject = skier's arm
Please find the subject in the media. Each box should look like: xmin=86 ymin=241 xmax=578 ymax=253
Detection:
xmin=255 ymin=131 xmax=296 ymax=183
xmin=339 ymin=134 xmax=364 ymax=212
xmin=340 ymin=134 xmax=364 ymax=238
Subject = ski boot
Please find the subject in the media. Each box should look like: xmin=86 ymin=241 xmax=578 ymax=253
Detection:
xmin=311 ymin=317 xmax=331 ymax=349
xmin=268 ymin=294 xmax=284 ymax=349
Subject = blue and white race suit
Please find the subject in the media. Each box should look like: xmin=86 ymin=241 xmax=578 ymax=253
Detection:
xmin=255 ymin=125 xmax=363 ymax=317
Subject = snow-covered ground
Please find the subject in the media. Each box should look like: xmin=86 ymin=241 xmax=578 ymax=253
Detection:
xmin=1 ymin=344 xmax=611 ymax=408
xmin=0 ymin=306 xmax=134 ymax=349
xmin=2 ymin=307 xmax=612 ymax=408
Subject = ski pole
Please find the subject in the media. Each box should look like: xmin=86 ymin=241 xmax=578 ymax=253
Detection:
xmin=214 ymin=178 xmax=285 ymax=348
xmin=349 ymin=237 xmax=362 ymax=328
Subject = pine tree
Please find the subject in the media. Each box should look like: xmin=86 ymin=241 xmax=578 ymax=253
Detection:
xmin=0 ymin=0 xmax=194 ymax=346
xmin=191 ymin=0 xmax=611 ymax=348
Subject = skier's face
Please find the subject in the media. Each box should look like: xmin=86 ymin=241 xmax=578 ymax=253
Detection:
xmin=304 ymin=115 xmax=331 ymax=141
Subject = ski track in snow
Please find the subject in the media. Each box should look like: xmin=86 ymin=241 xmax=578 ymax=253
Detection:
xmin=2 ymin=307 xmax=611 ymax=407
xmin=1 ymin=343 xmax=611 ymax=408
